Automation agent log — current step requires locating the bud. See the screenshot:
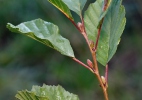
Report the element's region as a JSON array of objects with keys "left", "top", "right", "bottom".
[
  {"left": 101, "top": 76, "right": 106, "bottom": 85},
  {"left": 77, "top": 22, "right": 84, "bottom": 32},
  {"left": 87, "top": 59, "right": 93, "bottom": 68},
  {"left": 89, "top": 41, "right": 96, "bottom": 51}
]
